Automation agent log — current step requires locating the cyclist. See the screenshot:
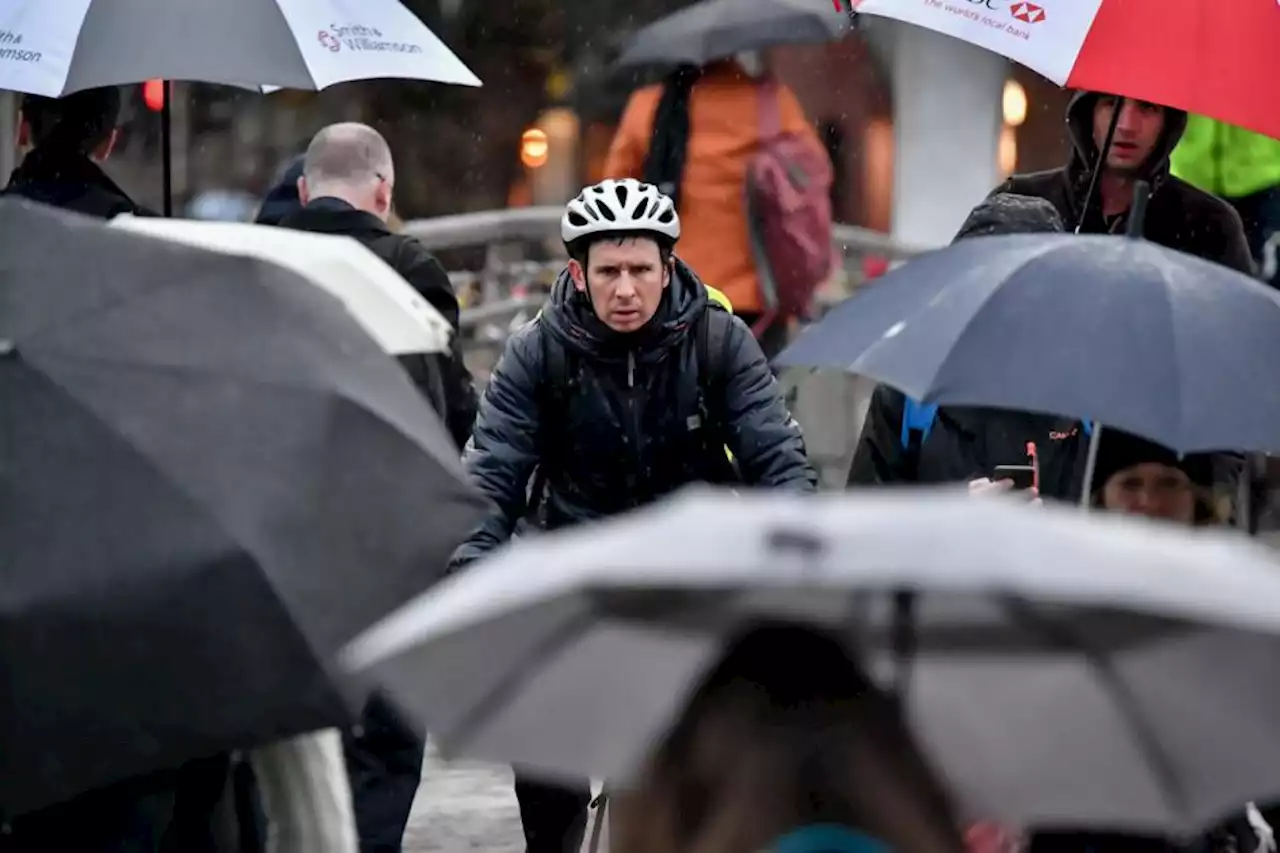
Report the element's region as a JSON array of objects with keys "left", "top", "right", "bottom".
[{"left": 449, "top": 177, "right": 816, "bottom": 853}]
